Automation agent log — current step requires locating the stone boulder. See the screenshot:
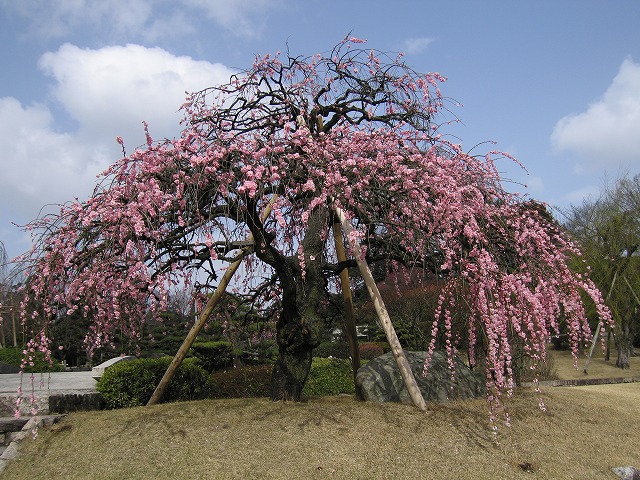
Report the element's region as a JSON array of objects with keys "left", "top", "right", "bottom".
[
  {"left": 612, "top": 466, "right": 640, "bottom": 480},
  {"left": 356, "top": 350, "right": 485, "bottom": 404}
]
